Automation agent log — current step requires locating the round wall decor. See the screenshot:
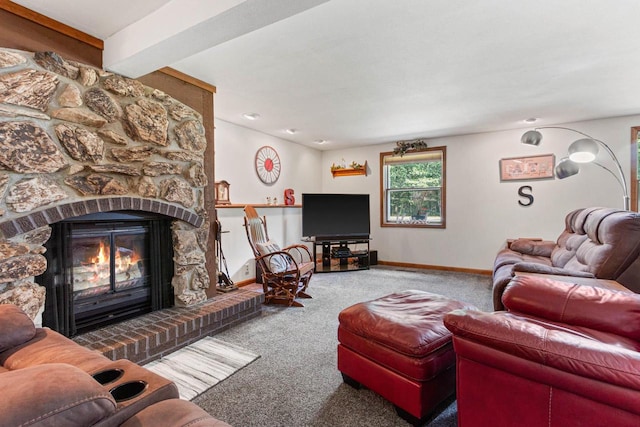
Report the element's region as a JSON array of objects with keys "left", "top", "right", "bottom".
[{"left": 255, "top": 145, "right": 281, "bottom": 184}]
